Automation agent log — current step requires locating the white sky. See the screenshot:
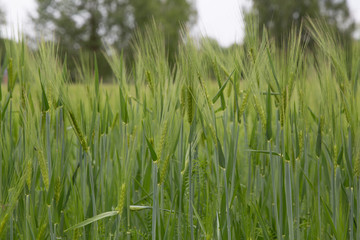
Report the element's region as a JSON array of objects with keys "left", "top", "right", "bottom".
[{"left": 1, "top": 0, "right": 360, "bottom": 47}]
